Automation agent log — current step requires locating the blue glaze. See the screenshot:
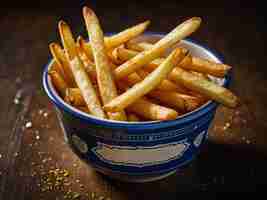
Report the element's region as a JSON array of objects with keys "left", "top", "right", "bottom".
[{"left": 43, "top": 33, "right": 230, "bottom": 182}]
